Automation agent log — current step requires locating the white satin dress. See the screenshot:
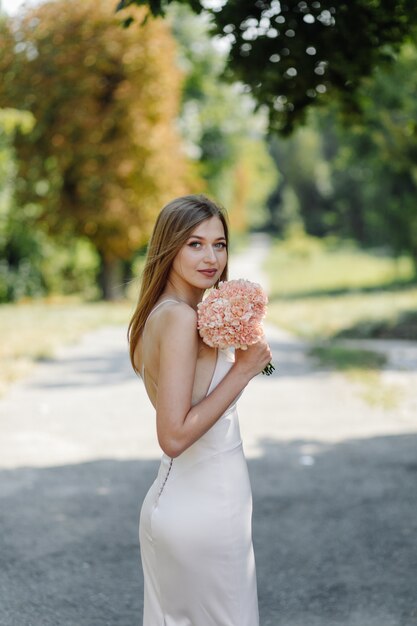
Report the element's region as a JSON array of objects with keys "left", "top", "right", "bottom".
[{"left": 138, "top": 299, "right": 259, "bottom": 626}]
